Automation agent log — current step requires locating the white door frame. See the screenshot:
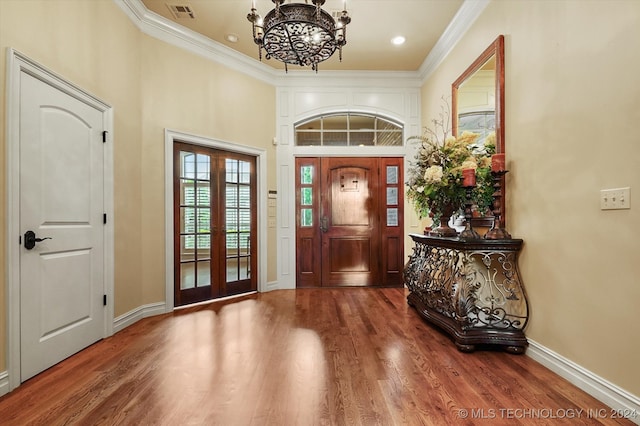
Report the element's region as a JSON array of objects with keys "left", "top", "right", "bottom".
[
  {"left": 5, "top": 49, "right": 114, "bottom": 392},
  {"left": 164, "top": 129, "right": 268, "bottom": 311}
]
